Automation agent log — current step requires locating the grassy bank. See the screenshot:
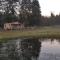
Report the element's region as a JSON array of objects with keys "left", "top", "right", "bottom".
[{"left": 0, "top": 27, "right": 60, "bottom": 42}]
